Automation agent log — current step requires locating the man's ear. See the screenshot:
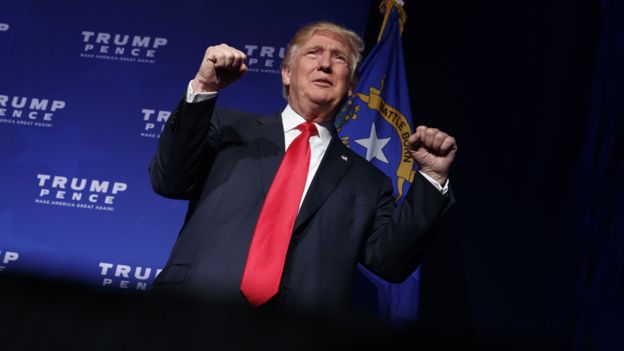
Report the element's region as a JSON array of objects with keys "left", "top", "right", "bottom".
[
  {"left": 348, "top": 77, "right": 358, "bottom": 96},
  {"left": 281, "top": 65, "right": 291, "bottom": 87},
  {"left": 347, "top": 84, "right": 355, "bottom": 97}
]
